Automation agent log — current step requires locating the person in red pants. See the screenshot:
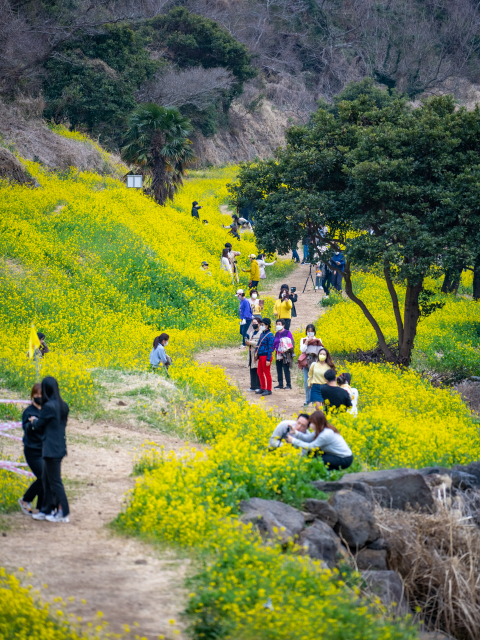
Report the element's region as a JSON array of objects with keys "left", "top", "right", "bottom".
[{"left": 254, "top": 317, "right": 275, "bottom": 397}]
